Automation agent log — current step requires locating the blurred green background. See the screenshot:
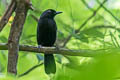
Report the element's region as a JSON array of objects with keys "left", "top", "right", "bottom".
[{"left": 0, "top": 0, "right": 120, "bottom": 80}]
